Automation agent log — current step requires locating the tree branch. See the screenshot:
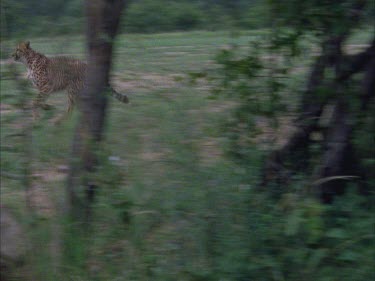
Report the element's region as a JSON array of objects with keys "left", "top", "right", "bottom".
[{"left": 338, "top": 39, "right": 375, "bottom": 81}]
